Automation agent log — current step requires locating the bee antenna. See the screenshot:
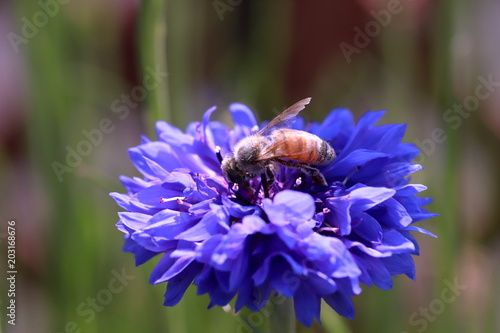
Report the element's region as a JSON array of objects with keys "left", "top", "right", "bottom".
[{"left": 215, "top": 146, "right": 223, "bottom": 163}]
